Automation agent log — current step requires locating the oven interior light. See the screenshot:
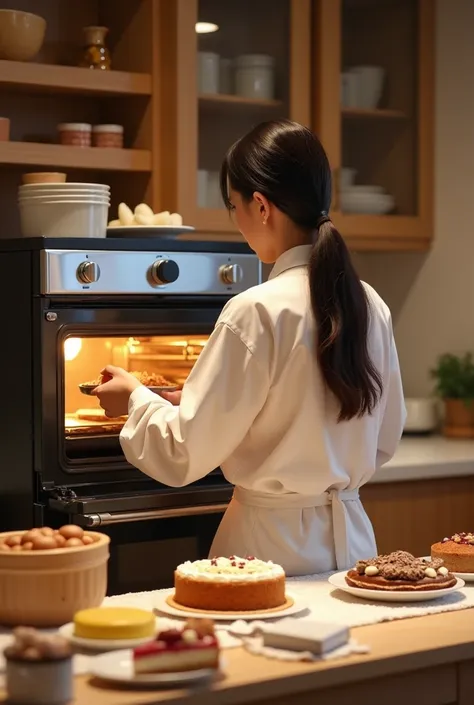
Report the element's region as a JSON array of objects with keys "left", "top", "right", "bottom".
[
  {"left": 196, "top": 21, "right": 219, "bottom": 33},
  {"left": 64, "top": 337, "right": 82, "bottom": 362}
]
